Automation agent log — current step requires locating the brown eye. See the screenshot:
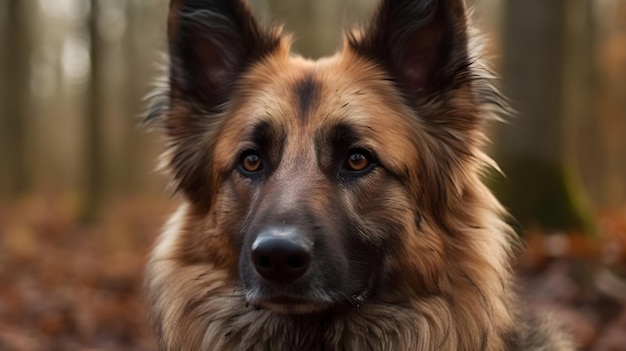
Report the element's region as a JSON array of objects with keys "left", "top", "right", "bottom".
[
  {"left": 346, "top": 151, "right": 371, "bottom": 172},
  {"left": 241, "top": 153, "right": 263, "bottom": 173}
]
